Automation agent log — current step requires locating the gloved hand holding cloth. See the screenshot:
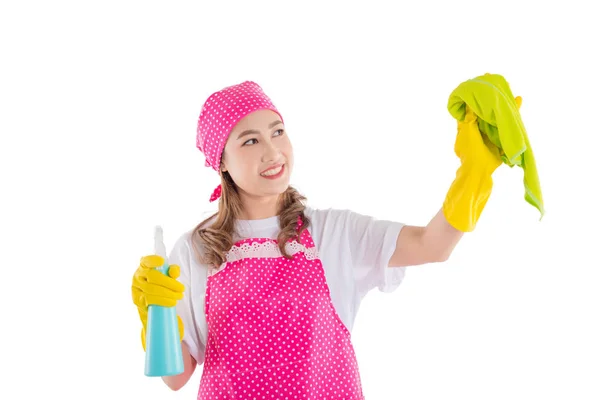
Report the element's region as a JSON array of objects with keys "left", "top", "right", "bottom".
[{"left": 443, "top": 73, "right": 544, "bottom": 232}]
